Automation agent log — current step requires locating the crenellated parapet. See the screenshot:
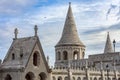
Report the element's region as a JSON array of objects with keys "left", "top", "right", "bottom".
[
  {"left": 55, "top": 59, "right": 94, "bottom": 69},
  {"left": 51, "top": 66, "right": 120, "bottom": 80}
]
